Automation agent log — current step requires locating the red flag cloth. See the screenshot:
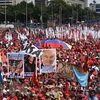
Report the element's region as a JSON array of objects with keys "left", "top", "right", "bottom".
[
  {"left": 1, "top": 51, "right": 7, "bottom": 63},
  {"left": 83, "top": 56, "right": 88, "bottom": 73},
  {"left": 31, "top": 72, "right": 40, "bottom": 88},
  {"left": 65, "top": 80, "right": 71, "bottom": 97}
]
